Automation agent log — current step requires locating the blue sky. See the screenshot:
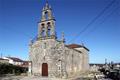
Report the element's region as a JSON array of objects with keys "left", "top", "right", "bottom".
[{"left": 0, "top": 0, "right": 120, "bottom": 63}]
